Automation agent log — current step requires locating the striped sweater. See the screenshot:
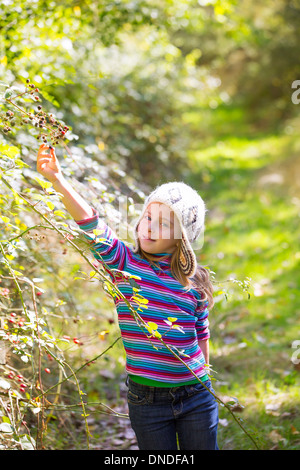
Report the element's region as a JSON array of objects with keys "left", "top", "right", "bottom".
[{"left": 75, "top": 208, "right": 210, "bottom": 385}]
